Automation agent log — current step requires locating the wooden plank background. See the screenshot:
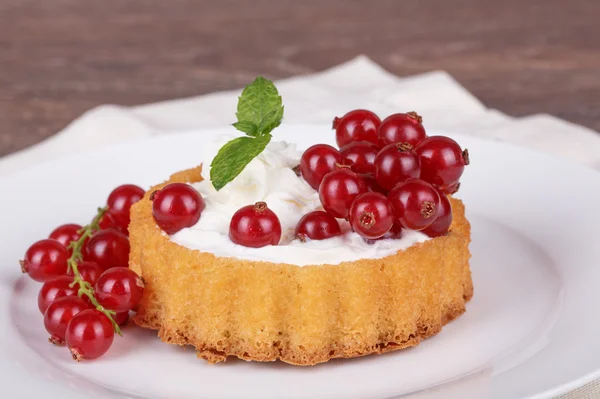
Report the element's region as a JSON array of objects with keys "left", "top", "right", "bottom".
[{"left": 1, "top": 0, "right": 599, "bottom": 157}]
